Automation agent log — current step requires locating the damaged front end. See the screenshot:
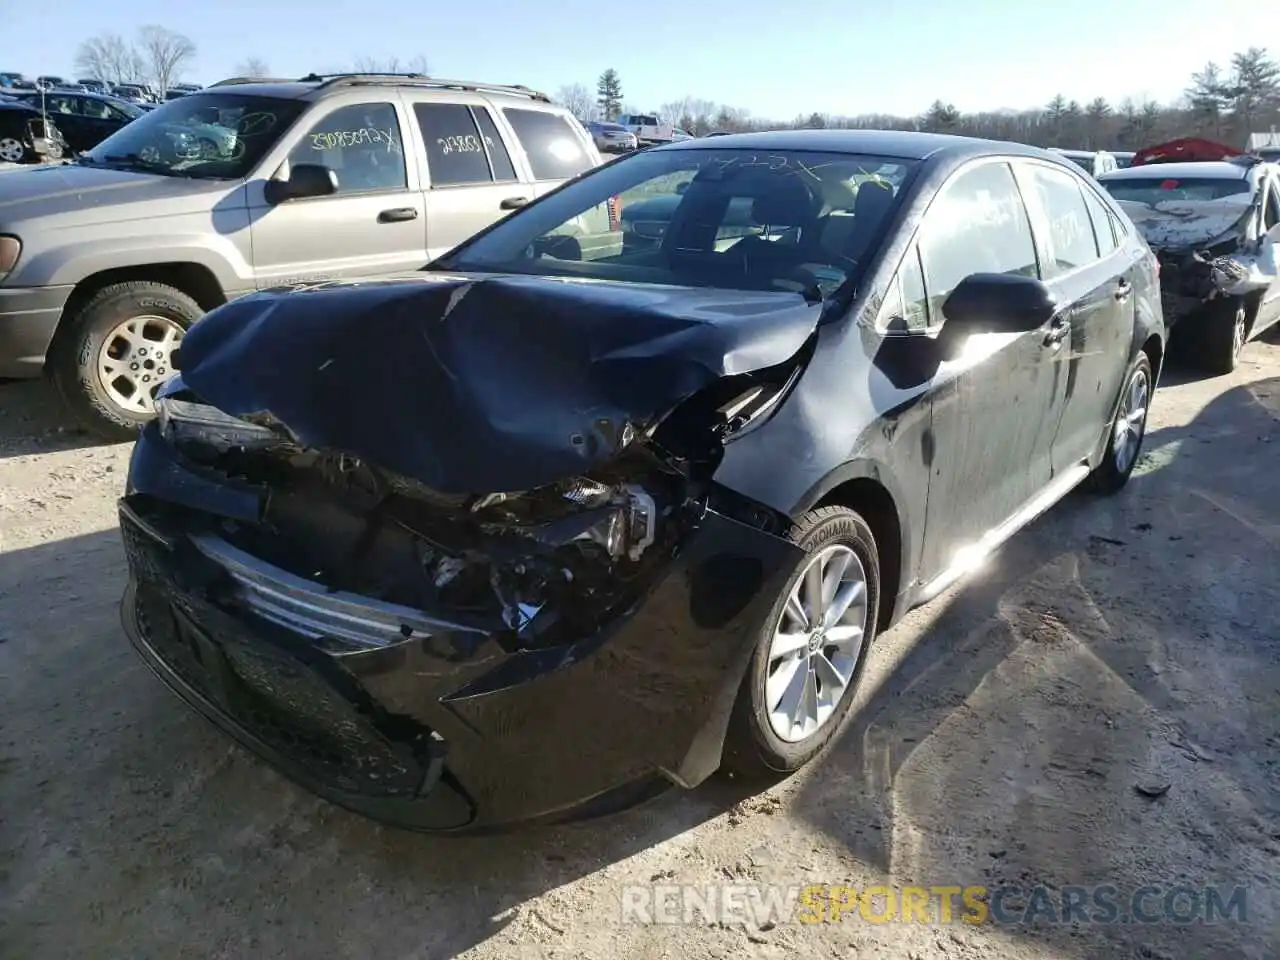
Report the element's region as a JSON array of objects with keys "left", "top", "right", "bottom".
[
  {"left": 120, "top": 274, "right": 817, "bottom": 830},
  {"left": 1117, "top": 197, "right": 1278, "bottom": 326}
]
